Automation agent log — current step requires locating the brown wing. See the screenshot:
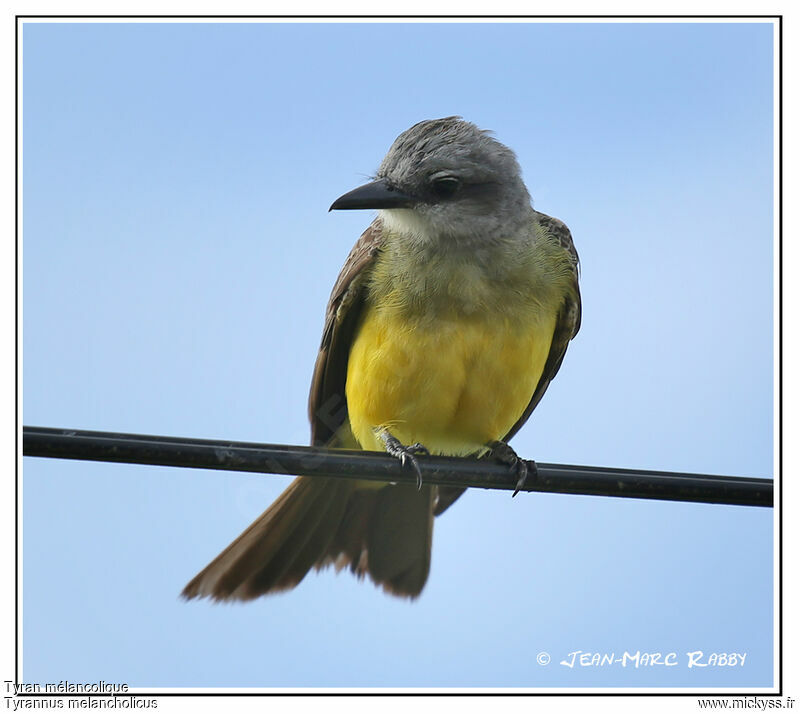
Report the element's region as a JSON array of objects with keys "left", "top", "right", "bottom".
[
  {"left": 502, "top": 210, "right": 581, "bottom": 443},
  {"left": 308, "top": 219, "right": 385, "bottom": 446},
  {"left": 434, "top": 211, "right": 581, "bottom": 516}
]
